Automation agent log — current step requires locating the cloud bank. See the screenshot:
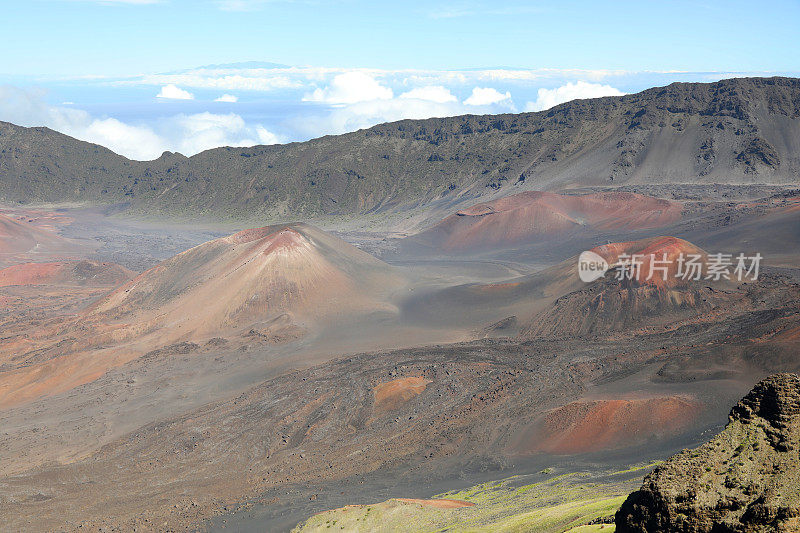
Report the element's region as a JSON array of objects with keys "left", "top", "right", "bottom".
[
  {"left": 121, "top": 65, "right": 633, "bottom": 95},
  {"left": 0, "top": 86, "right": 281, "bottom": 160},
  {"left": 2, "top": 64, "right": 697, "bottom": 158},
  {"left": 464, "top": 87, "right": 513, "bottom": 106},
  {"left": 303, "top": 72, "right": 394, "bottom": 104},
  {"left": 290, "top": 73, "right": 518, "bottom": 137},
  {"left": 526, "top": 81, "right": 626, "bottom": 112}
]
